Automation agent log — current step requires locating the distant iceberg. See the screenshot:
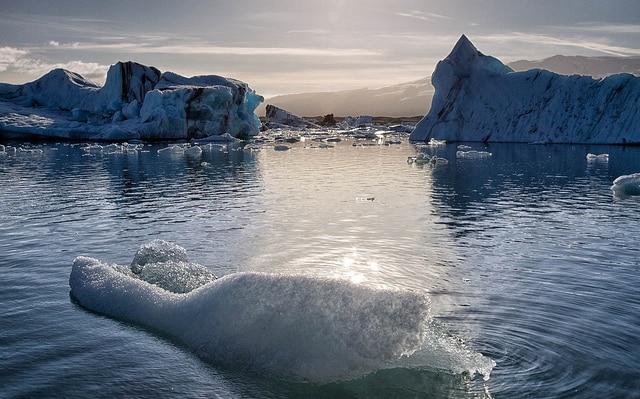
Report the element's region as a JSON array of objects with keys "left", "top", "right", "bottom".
[
  {"left": 410, "top": 35, "right": 640, "bottom": 144},
  {"left": 0, "top": 61, "right": 263, "bottom": 141},
  {"left": 264, "top": 104, "right": 320, "bottom": 129}
]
